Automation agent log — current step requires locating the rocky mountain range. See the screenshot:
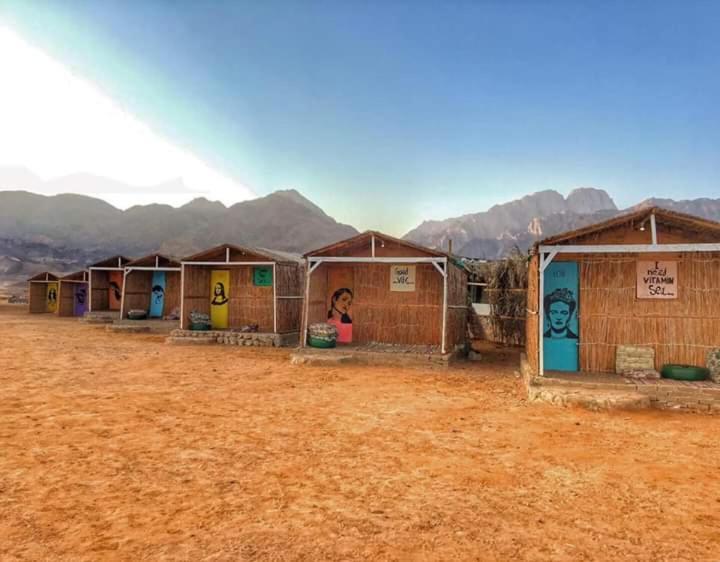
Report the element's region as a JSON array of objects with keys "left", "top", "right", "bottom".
[
  {"left": 0, "top": 188, "right": 357, "bottom": 288},
  {"left": 403, "top": 188, "right": 720, "bottom": 258},
  {"left": 3, "top": 174, "right": 720, "bottom": 290}
]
